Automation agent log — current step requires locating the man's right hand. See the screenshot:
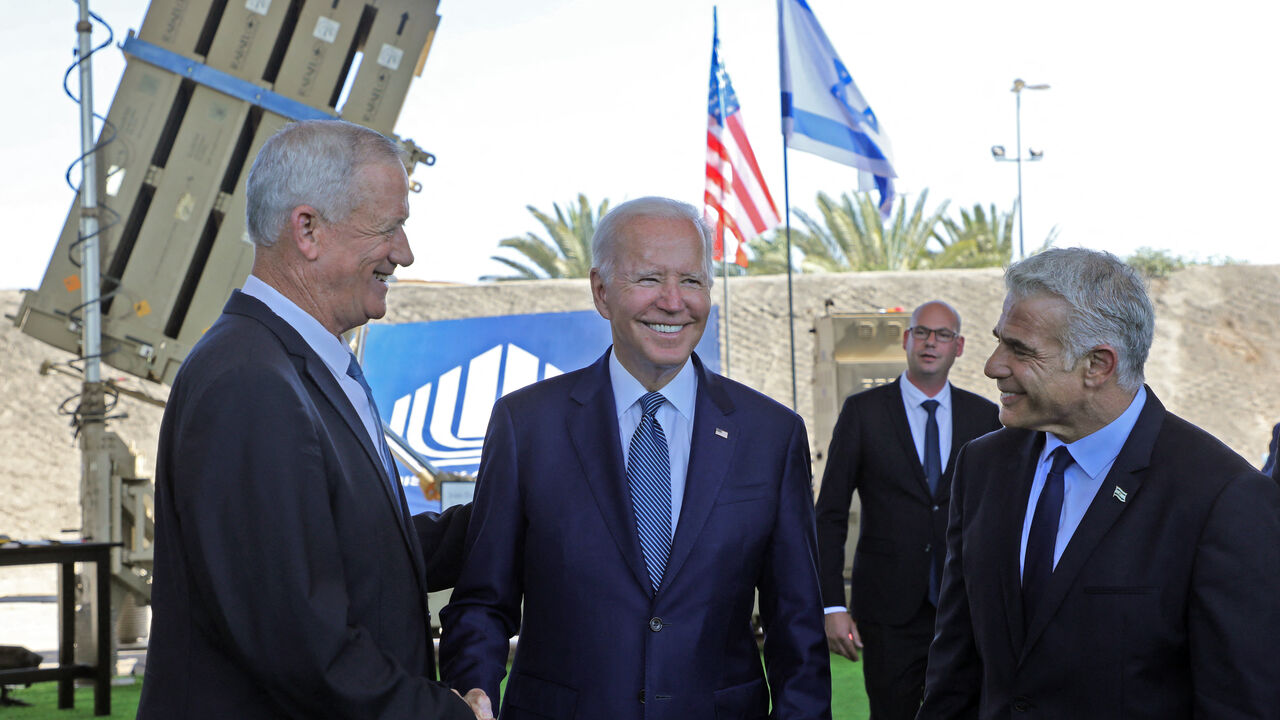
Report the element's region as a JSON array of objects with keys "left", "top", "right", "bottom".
[
  {"left": 450, "top": 688, "right": 494, "bottom": 719},
  {"left": 825, "top": 610, "right": 863, "bottom": 661}
]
